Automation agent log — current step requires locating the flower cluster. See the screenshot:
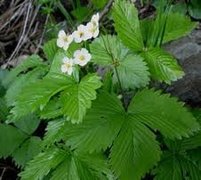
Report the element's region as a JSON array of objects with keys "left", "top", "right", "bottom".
[
  {"left": 61, "top": 48, "right": 91, "bottom": 75},
  {"left": 56, "top": 13, "right": 99, "bottom": 76}
]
